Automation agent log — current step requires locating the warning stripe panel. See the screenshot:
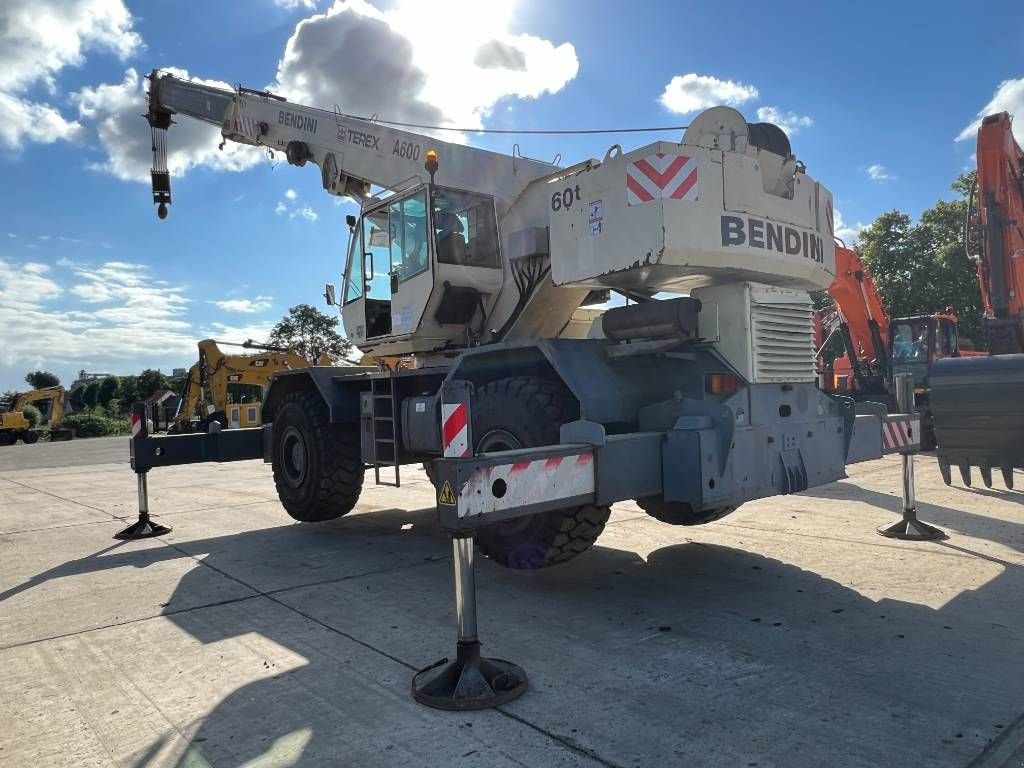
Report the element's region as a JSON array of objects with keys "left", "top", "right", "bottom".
[
  {"left": 441, "top": 403, "right": 469, "bottom": 458},
  {"left": 882, "top": 416, "right": 919, "bottom": 452},
  {"left": 626, "top": 153, "right": 699, "bottom": 206},
  {"left": 458, "top": 452, "right": 595, "bottom": 518}
]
